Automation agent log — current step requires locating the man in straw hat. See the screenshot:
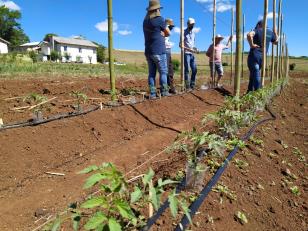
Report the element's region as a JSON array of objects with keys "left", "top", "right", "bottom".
[
  {"left": 143, "top": 0, "right": 171, "bottom": 99},
  {"left": 247, "top": 20, "right": 278, "bottom": 92},
  {"left": 182, "top": 17, "right": 199, "bottom": 91},
  {"left": 205, "top": 34, "right": 232, "bottom": 88},
  {"left": 164, "top": 18, "right": 176, "bottom": 94}
]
